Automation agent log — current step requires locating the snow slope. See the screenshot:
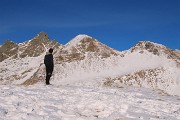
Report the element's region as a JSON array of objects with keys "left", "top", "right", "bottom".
[
  {"left": 0, "top": 85, "right": 179, "bottom": 120},
  {"left": 0, "top": 54, "right": 44, "bottom": 85}
]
